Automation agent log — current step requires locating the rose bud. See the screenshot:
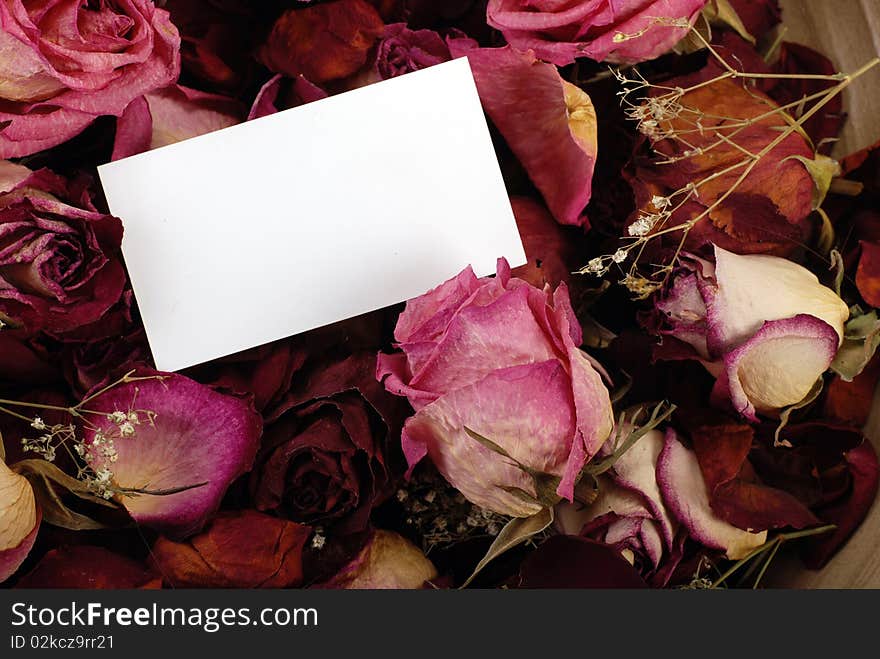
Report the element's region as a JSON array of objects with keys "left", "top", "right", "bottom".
[
  {"left": 257, "top": 0, "right": 384, "bottom": 84},
  {"left": 0, "top": 161, "right": 127, "bottom": 337},
  {"left": 556, "top": 429, "right": 680, "bottom": 584},
  {"left": 252, "top": 353, "right": 405, "bottom": 534},
  {"left": 0, "top": 0, "right": 180, "bottom": 158},
  {"left": 654, "top": 245, "right": 850, "bottom": 420},
  {"left": 316, "top": 530, "right": 438, "bottom": 589},
  {"left": 81, "top": 374, "right": 262, "bottom": 539},
  {"left": 0, "top": 459, "right": 40, "bottom": 583},
  {"left": 378, "top": 259, "right": 614, "bottom": 517},
  {"left": 375, "top": 23, "right": 451, "bottom": 79},
  {"left": 486, "top": 0, "right": 708, "bottom": 66}
]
